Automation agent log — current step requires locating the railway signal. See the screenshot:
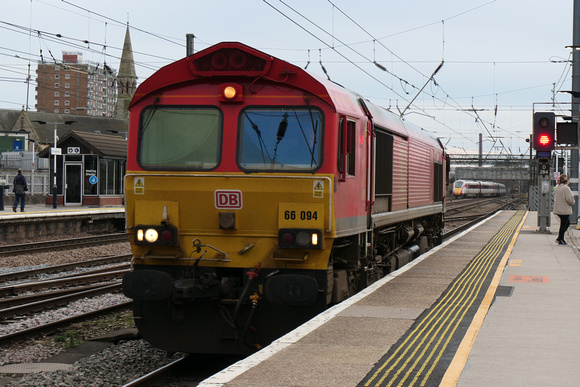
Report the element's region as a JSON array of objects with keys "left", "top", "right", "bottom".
[{"left": 533, "top": 112, "right": 555, "bottom": 152}]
